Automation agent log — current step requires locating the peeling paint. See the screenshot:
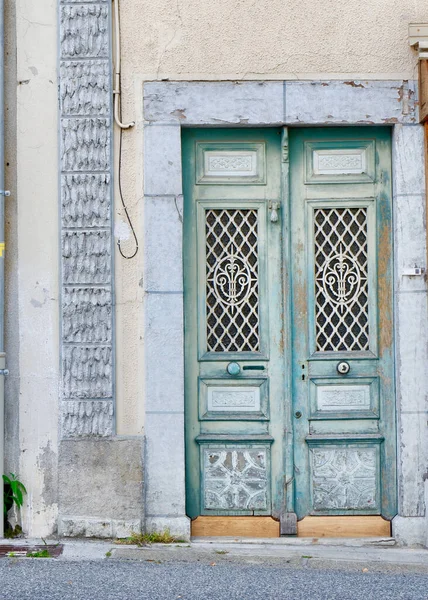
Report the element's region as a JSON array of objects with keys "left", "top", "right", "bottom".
[
  {"left": 343, "top": 81, "right": 365, "bottom": 88},
  {"left": 170, "top": 108, "right": 186, "bottom": 119},
  {"left": 378, "top": 193, "right": 393, "bottom": 354}
]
